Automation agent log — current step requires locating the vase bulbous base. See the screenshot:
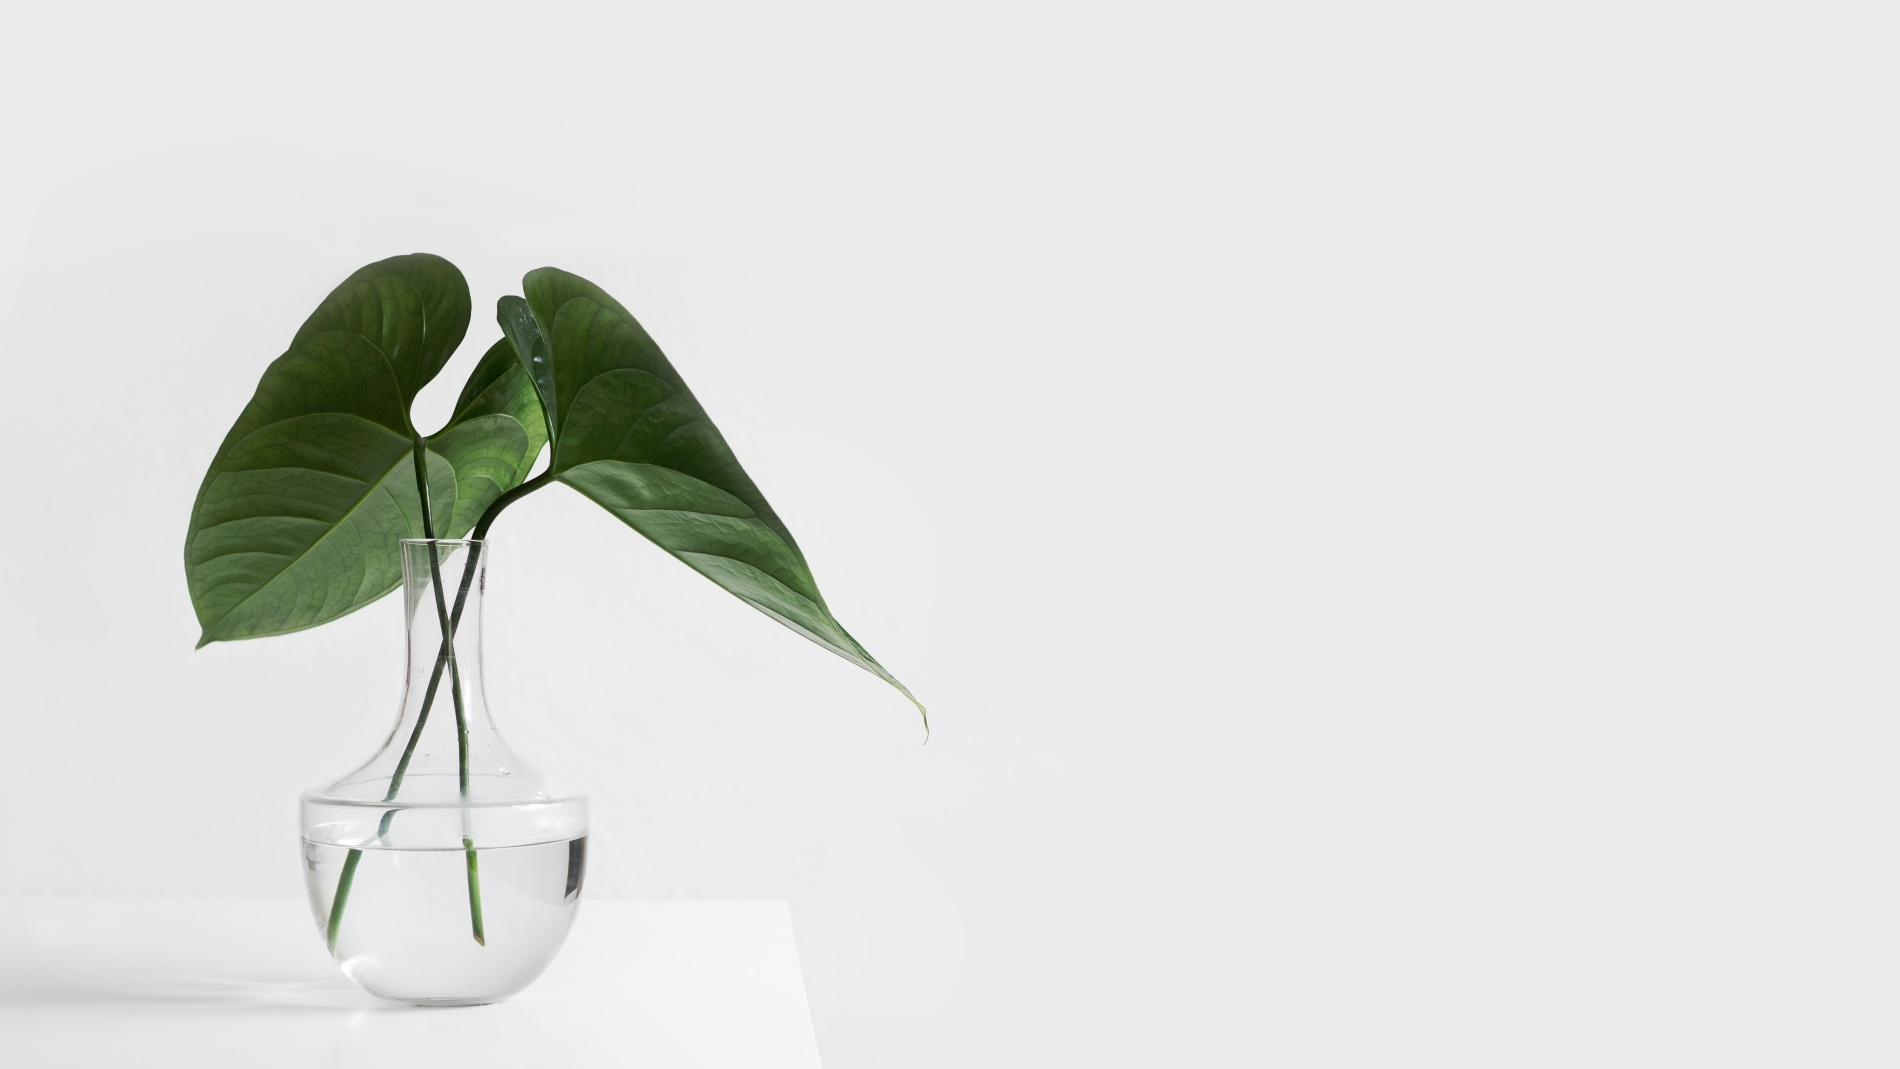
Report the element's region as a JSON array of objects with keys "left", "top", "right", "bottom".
[
  {"left": 298, "top": 539, "right": 589, "bottom": 1006},
  {"left": 302, "top": 832, "right": 587, "bottom": 1005}
]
